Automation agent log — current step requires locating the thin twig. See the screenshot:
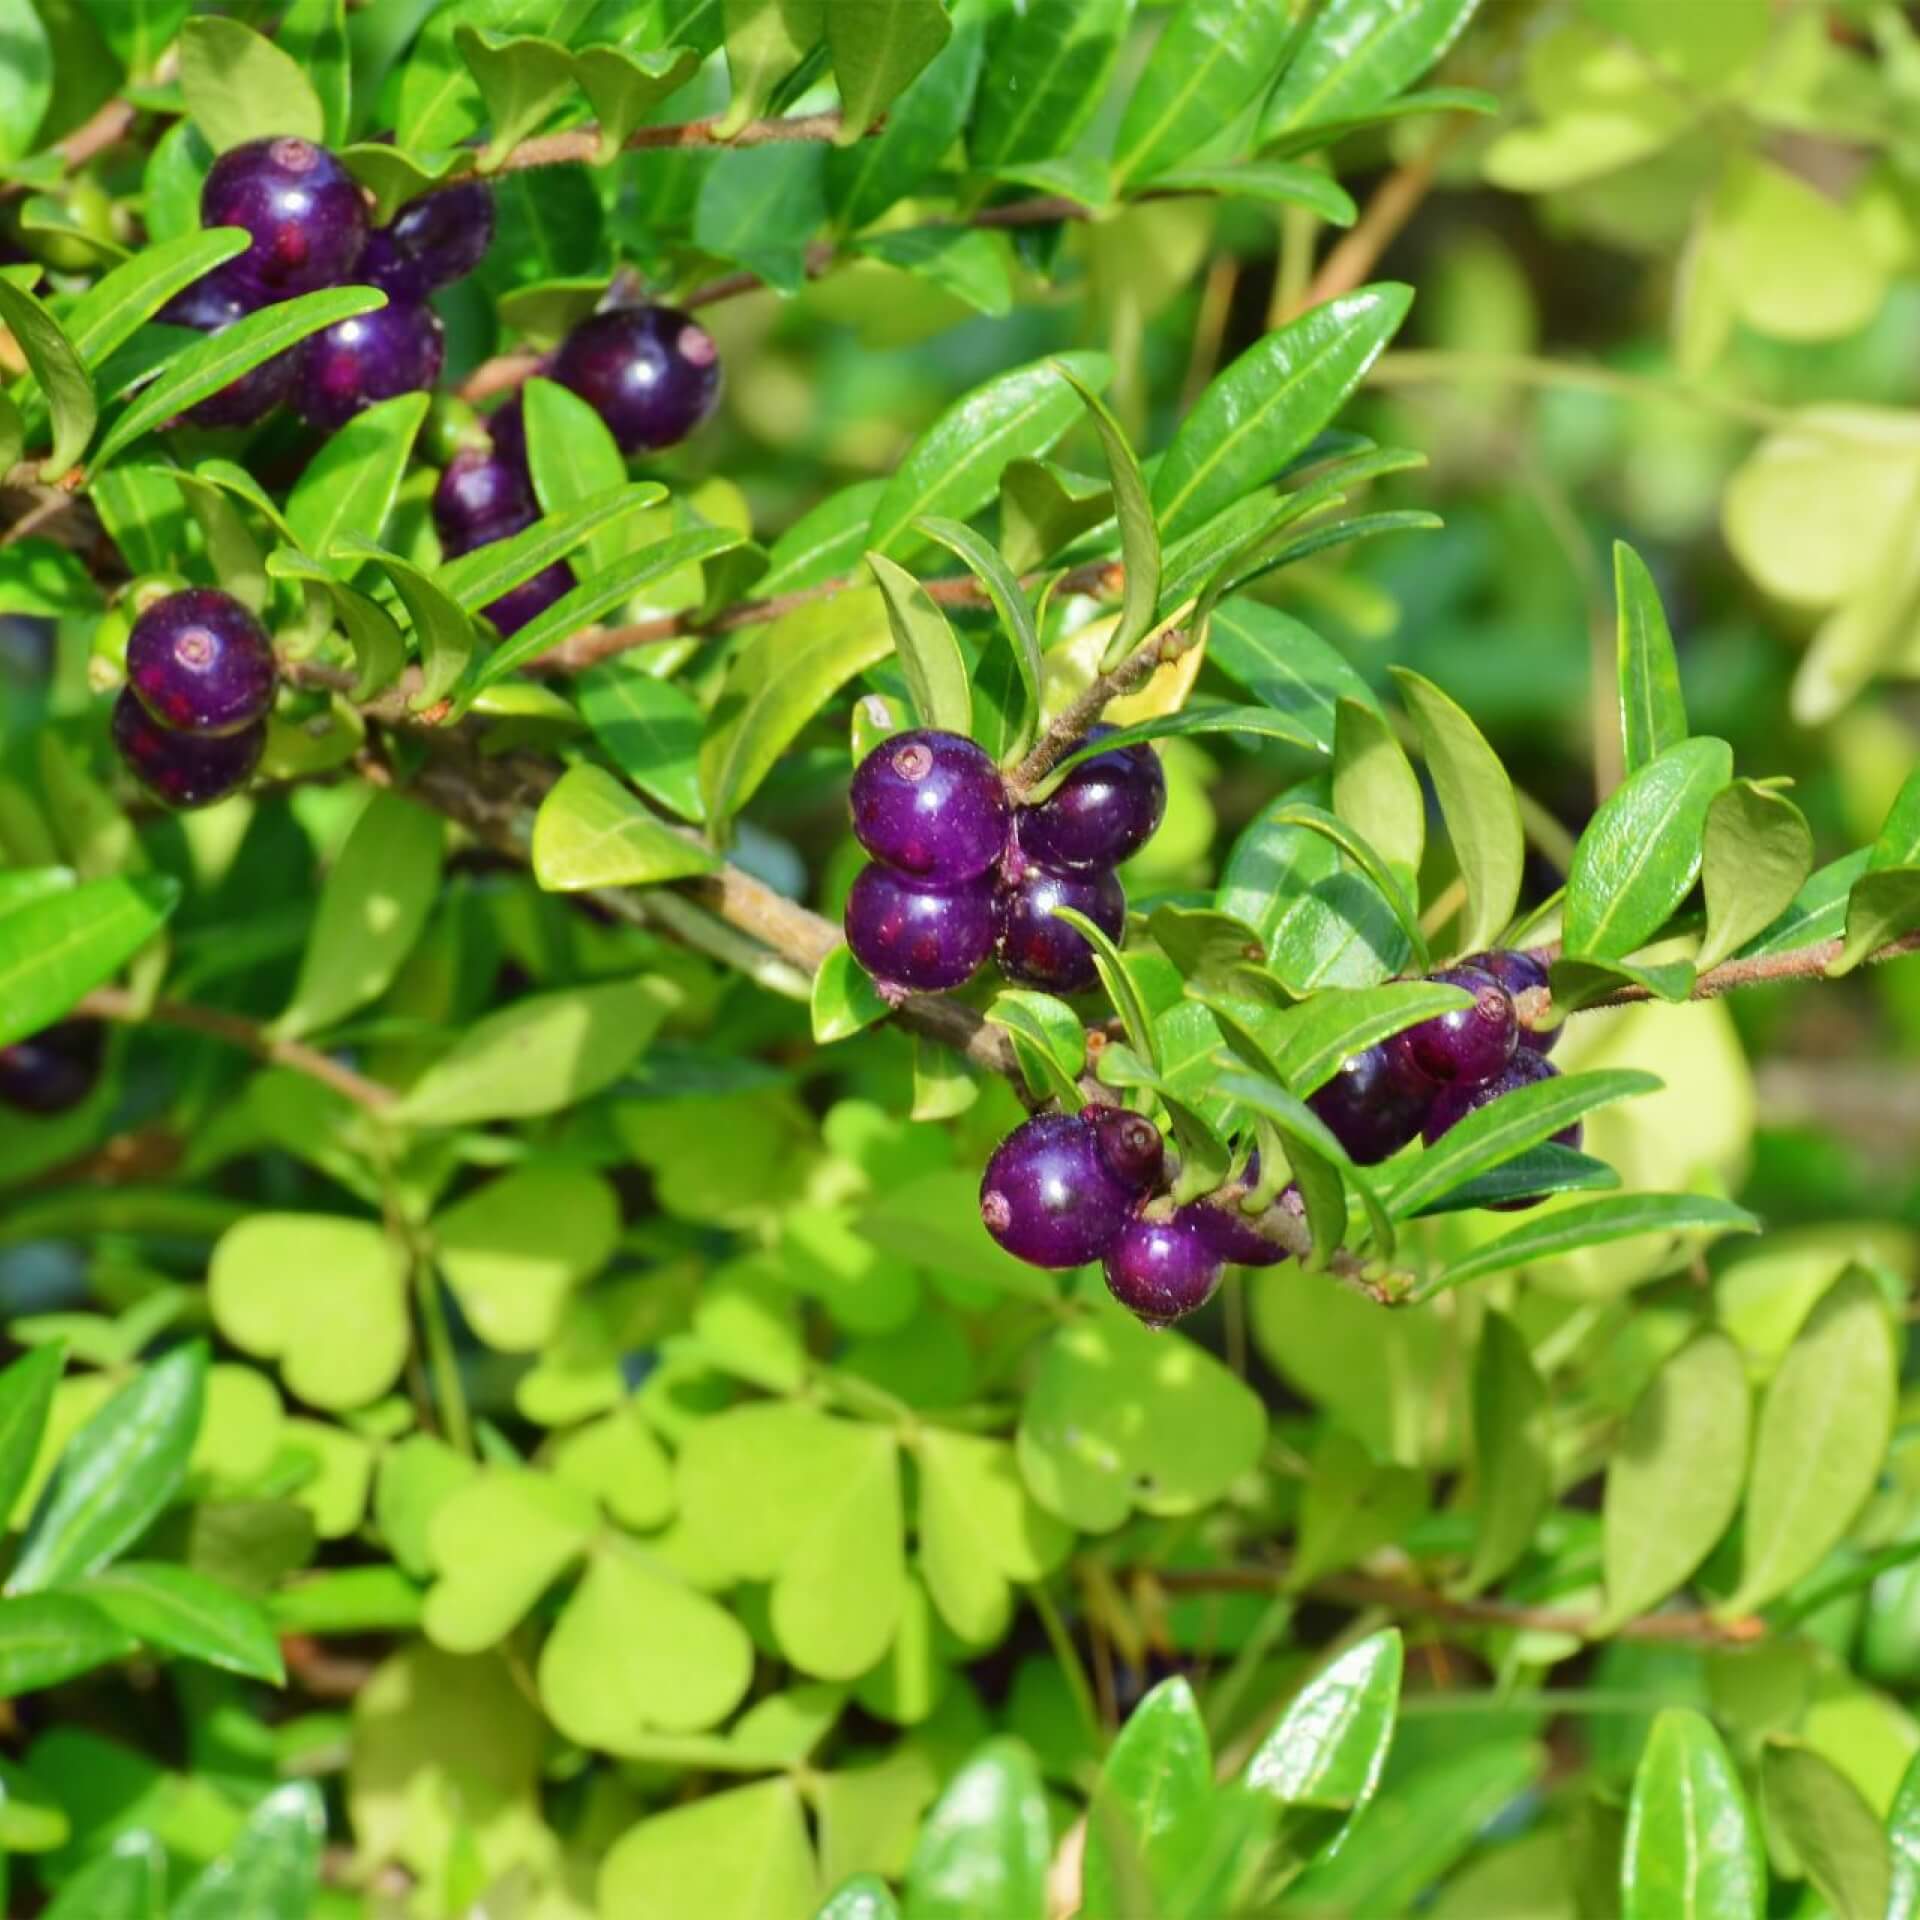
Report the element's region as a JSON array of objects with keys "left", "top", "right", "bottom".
[
  {"left": 75, "top": 987, "right": 395, "bottom": 1111},
  {"left": 1007, "top": 622, "right": 1193, "bottom": 796},
  {"left": 492, "top": 107, "right": 854, "bottom": 176}
]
